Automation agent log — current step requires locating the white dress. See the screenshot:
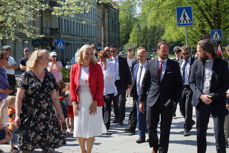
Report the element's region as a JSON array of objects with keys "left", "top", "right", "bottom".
[{"left": 73, "top": 66, "right": 104, "bottom": 138}]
